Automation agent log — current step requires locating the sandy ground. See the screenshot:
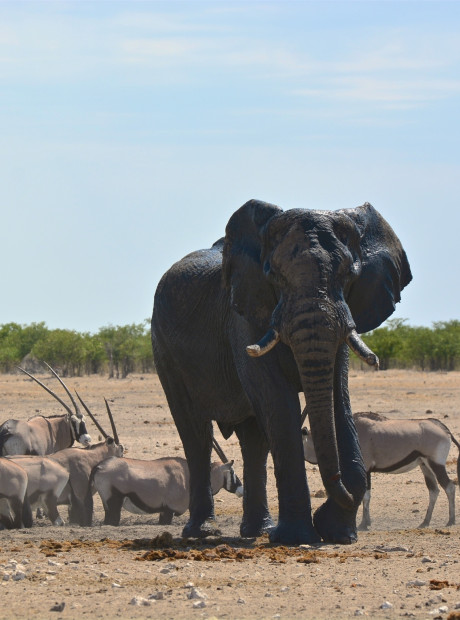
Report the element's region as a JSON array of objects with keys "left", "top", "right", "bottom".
[{"left": 0, "top": 369, "right": 459, "bottom": 619}]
